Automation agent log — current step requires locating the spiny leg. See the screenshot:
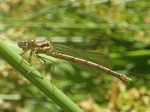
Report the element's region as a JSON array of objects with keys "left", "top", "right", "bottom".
[
  {"left": 28, "top": 49, "right": 33, "bottom": 63},
  {"left": 37, "top": 55, "right": 55, "bottom": 75},
  {"left": 36, "top": 55, "right": 55, "bottom": 82},
  {"left": 19, "top": 49, "right": 31, "bottom": 66},
  {"left": 36, "top": 55, "right": 47, "bottom": 71},
  {"left": 26, "top": 53, "right": 46, "bottom": 78},
  {"left": 36, "top": 55, "right": 56, "bottom": 91}
]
